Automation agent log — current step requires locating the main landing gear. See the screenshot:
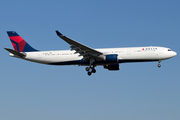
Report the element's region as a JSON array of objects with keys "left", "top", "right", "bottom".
[
  {"left": 158, "top": 60, "right": 161, "bottom": 68},
  {"left": 86, "top": 58, "right": 96, "bottom": 76},
  {"left": 86, "top": 65, "right": 96, "bottom": 76}
]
